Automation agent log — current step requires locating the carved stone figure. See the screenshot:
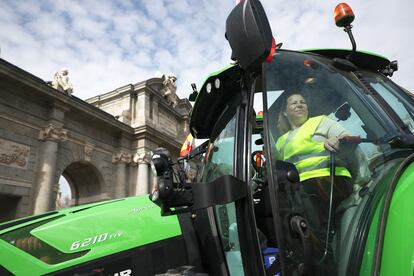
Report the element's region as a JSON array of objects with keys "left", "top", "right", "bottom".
[
  {"left": 38, "top": 124, "right": 68, "bottom": 142},
  {"left": 161, "top": 73, "right": 178, "bottom": 107},
  {"left": 52, "top": 69, "right": 73, "bottom": 95},
  {"left": 133, "top": 150, "right": 152, "bottom": 165},
  {"left": 112, "top": 152, "right": 132, "bottom": 164},
  {"left": 84, "top": 143, "right": 95, "bottom": 161},
  {"left": 0, "top": 138, "right": 30, "bottom": 169}
]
